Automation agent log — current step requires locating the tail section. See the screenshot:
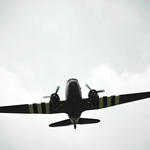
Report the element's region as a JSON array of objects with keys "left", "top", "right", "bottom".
[
  {"left": 49, "top": 119, "right": 71, "bottom": 127},
  {"left": 49, "top": 118, "right": 100, "bottom": 129},
  {"left": 78, "top": 118, "right": 100, "bottom": 124}
]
